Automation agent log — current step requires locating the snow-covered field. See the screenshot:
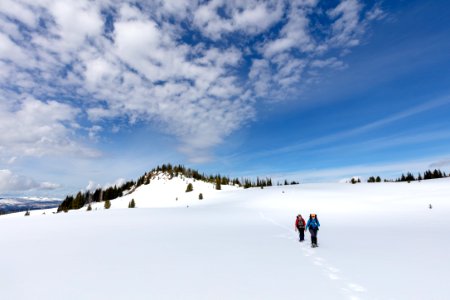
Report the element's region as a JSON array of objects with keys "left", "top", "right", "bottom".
[{"left": 1, "top": 175, "right": 449, "bottom": 299}]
